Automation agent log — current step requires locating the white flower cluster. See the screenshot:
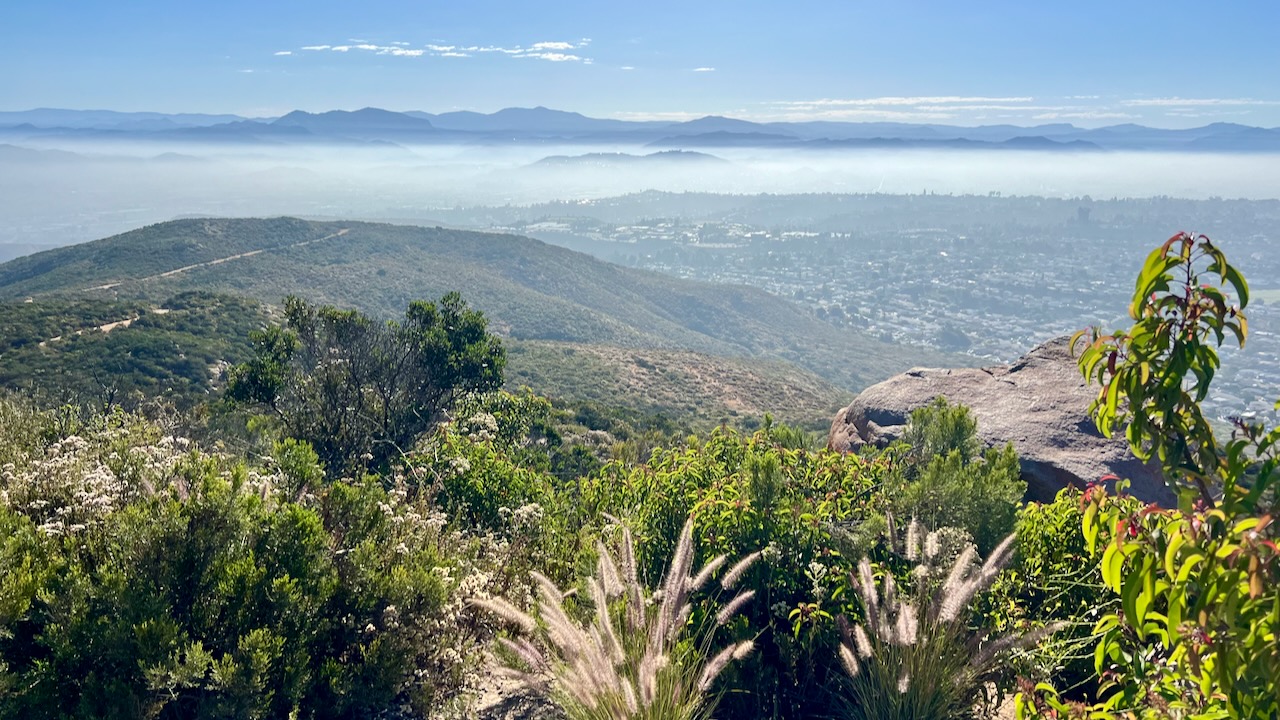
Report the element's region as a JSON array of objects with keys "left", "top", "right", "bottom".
[
  {"left": 447, "top": 456, "right": 471, "bottom": 476},
  {"left": 806, "top": 560, "right": 830, "bottom": 602},
  {"left": 497, "top": 502, "right": 544, "bottom": 534},
  {"left": 463, "top": 412, "right": 498, "bottom": 443},
  {"left": 2, "top": 431, "right": 183, "bottom": 537}
]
